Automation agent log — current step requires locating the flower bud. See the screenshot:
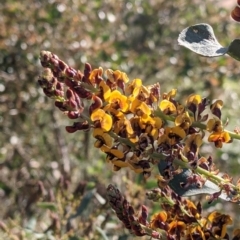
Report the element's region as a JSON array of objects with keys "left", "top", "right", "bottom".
[
  {"left": 68, "top": 110, "right": 81, "bottom": 119},
  {"left": 65, "top": 67, "right": 77, "bottom": 78},
  {"left": 89, "top": 95, "right": 103, "bottom": 114},
  {"left": 83, "top": 62, "right": 92, "bottom": 80},
  {"left": 74, "top": 85, "right": 93, "bottom": 99},
  {"left": 66, "top": 121, "right": 90, "bottom": 133},
  {"left": 55, "top": 101, "right": 68, "bottom": 111},
  {"left": 58, "top": 59, "right": 68, "bottom": 71}
]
